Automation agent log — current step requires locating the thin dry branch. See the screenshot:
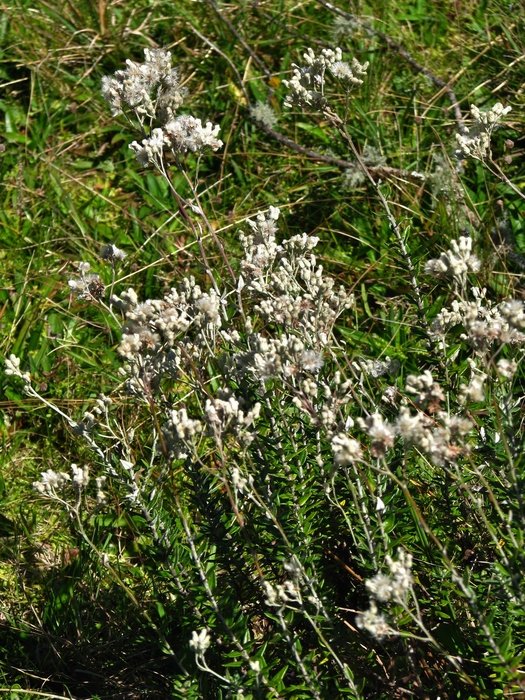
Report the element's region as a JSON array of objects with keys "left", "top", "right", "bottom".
[
  {"left": 203, "top": 3, "right": 425, "bottom": 182},
  {"left": 254, "top": 120, "right": 426, "bottom": 182}
]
